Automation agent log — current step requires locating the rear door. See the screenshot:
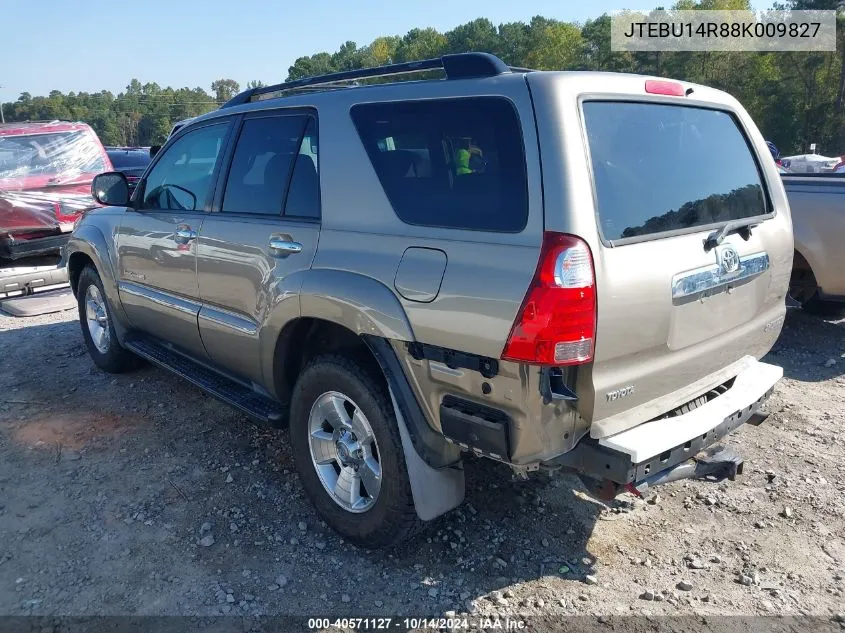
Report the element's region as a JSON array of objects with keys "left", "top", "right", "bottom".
[
  {"left": 575, "top": 97, "right": 789, "bottom": 433},
  {"left": 196, "top": 111, "right": 321, "bottom": 385}
]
